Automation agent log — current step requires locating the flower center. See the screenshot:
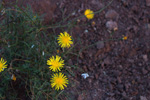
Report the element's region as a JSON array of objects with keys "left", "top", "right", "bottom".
[
  {"left": 62, "top": 36, "right": 69, "bottom": 44},
  {"left": 52, "top": 61, "right": 59, "bottom": 68},
  {"left": 55, "top": 78, "right": 63, "bottom": 85}
]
